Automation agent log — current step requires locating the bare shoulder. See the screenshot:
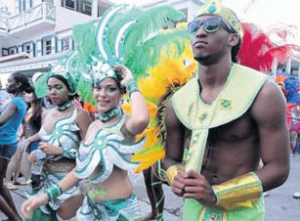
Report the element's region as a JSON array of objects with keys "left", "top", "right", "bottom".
[
  {"left": 87, "top": 120, "right": 98, "bottom": 131},
  {"left": 250, "top": 79, "right": 286, "bottom": 127},
  {"left": 41, "top": 108, "right": 49, "bottom": 118},
  {"left": 42, "top": 107, "right": 55, "bottom": 121},
  {"left": 76, "top": 108, "right": 91, "bottom": 120},
  {"left": 165, "top": 100, "right": 180, "bottom": 127}
]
